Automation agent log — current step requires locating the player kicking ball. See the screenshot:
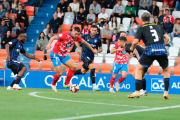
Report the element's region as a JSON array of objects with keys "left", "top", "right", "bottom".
[
  {"left": 109, "top": 36, "right": 128, "bottom": 93},
  {"left": 128, "top": 12, "right": 170, "bottom": 100},
  {"left": 6, "top": 30, "right": 40, "bottom": 90},
  {"left": 74, "top": 25, "right": 102, "bottom": 91},
  {"left": 46, "top": 27, "right": 98, "bottom": 92}
]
